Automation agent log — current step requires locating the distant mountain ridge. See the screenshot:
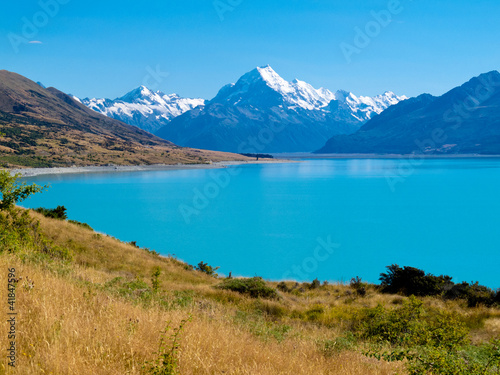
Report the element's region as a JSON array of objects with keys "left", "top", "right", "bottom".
[
  {"left": 155, "top": 66, "right": 407, "bottom": 153},
  {"left": 80, "top": 86, "right": 204, "bottom": 133},
  {"left": 316, "top": 71, "right": 500, "bottom": 155}
]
